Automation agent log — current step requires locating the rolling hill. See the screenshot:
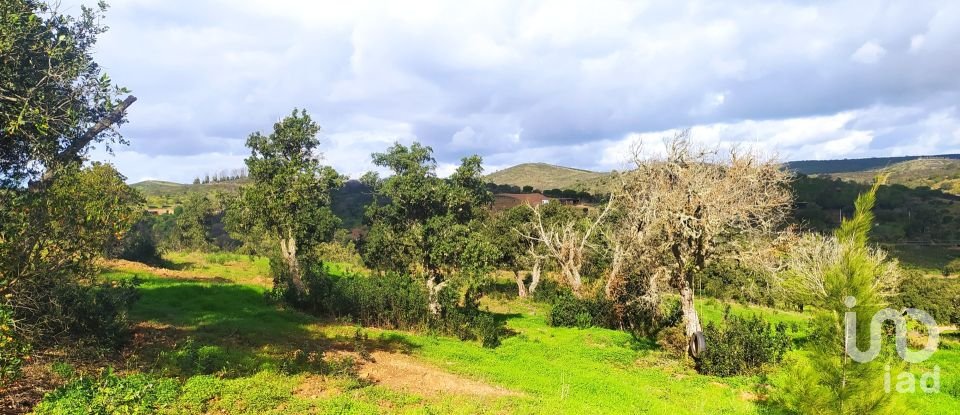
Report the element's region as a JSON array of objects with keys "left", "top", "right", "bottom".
[
  {"left": 484, "top": 163, "right": 613, "bottom": 193},
  {"left": 784, "top": 154, "right": 960, "bottom": 175},
  {"left": 823, "top": 157, "right": 960, "bottom": 195}
]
